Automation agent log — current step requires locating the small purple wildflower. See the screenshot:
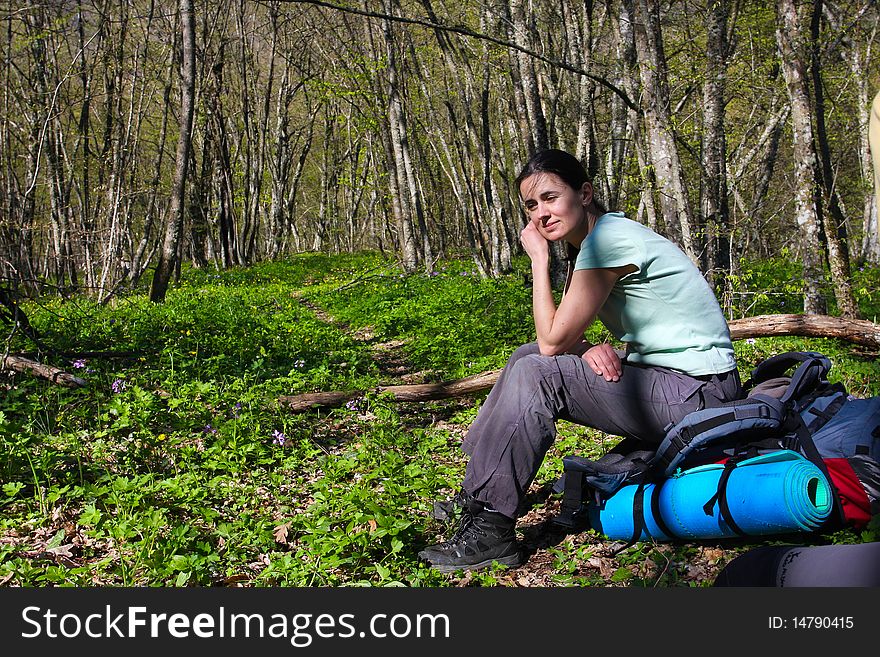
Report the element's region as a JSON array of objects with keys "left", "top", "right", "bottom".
[
  {"left": 203, "top": 424, "right": 218, "bottom": 435},
  {"left": 111, "top": 378, "right": 126, "bottom": 393},
  {"left": 72, "top": 359, "right": 86, "bottom": 369},
  {"left": 272, "top": 429, "right": 286, "bottom": 446}
]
